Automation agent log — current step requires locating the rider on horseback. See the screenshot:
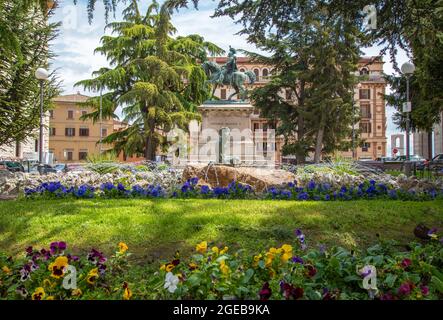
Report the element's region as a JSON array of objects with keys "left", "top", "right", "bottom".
[{"left": 218, "top": 46, "right": 238, "bottom": 84}]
